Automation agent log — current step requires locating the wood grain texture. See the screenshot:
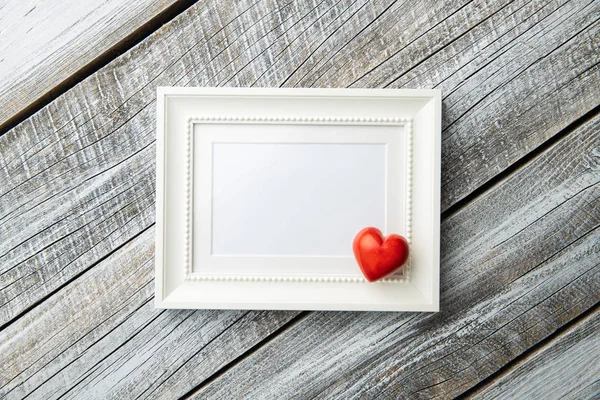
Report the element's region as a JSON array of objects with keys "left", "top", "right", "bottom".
[
  {"left": 2, "top": 0, "right": 598, "bottom": 327},
  {"left": 0, "top": 226, "right": 299, "bottom": 399},
  {"left": 0, "top": 0, "right": 179, "bottom": 130},
  {"left": 471, "top": 308, "right": 600, "bottom": 400},
  {"left": 191, "top": 114, "right": 600, "bottom": 399},
  {"left": 268, "top": 0, "right": 600, "bottom": 210},
  {"left": 0, "top": 0, "right": 599, "bottom": 397}
]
